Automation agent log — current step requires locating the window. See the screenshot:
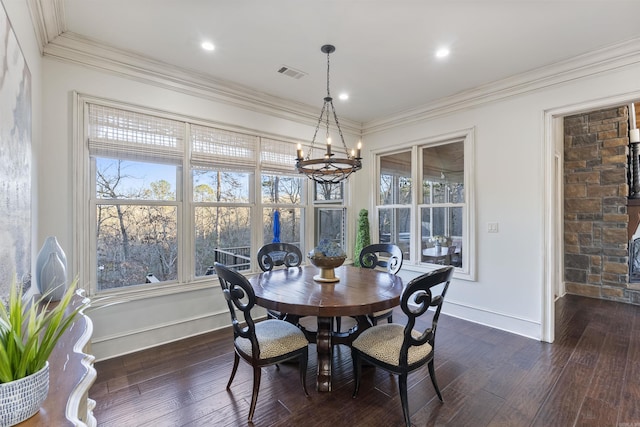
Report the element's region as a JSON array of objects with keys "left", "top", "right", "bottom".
[
  {"left": 420, "top": 142, "right": 465, "bottom": 268},
  {"left": 95, "top": 159, "right": 180, "bottom": 289},
  {"left": 191, "top": 125, "right": 257, "bottom": 276},
  {"left": 378, "top": 151, "right": 412, "bottom": 258},
  {"left": 314, "top": 182, "right": 346, "bottom": 250},
  {"left": 261, "top": 175, "right": 304, "bottom": 247},
  {"left": 193, "top": 169, "right": 253, "bottom": 275},
  {"left": 315, "top": 207, "right": 345, "bottom": 247},
  {"left": 375, "top": 136, "right": 473, "bottom": 278},
  {"left": 81, "top": 99, "right": 308, "bottom": 294},
  {"left": 261, "top": 138, "right": 305, "bottom": 251}
]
